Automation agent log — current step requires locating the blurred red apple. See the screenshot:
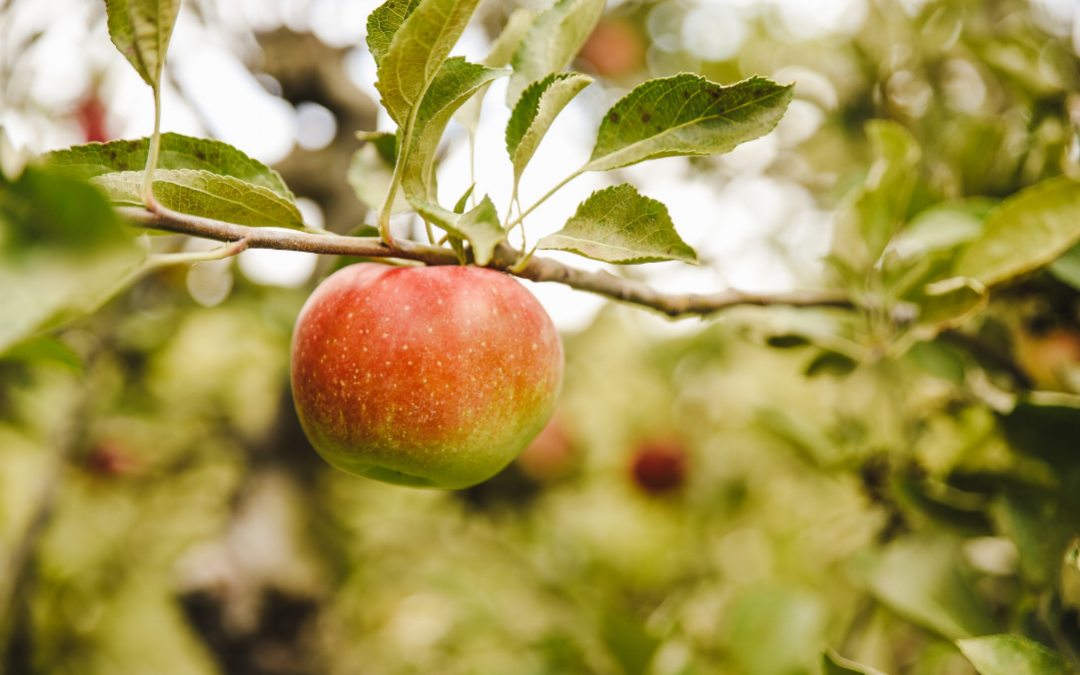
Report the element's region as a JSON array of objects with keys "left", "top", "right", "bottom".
[
  {"left": 579, "top": 19, "right": 645, "bottom": 79},
  {"left": 631, "top": 439, "right": 688, "bottom": 495},
  {"left": 291, "top": 263, "right": 563, "bottom": 489}
]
